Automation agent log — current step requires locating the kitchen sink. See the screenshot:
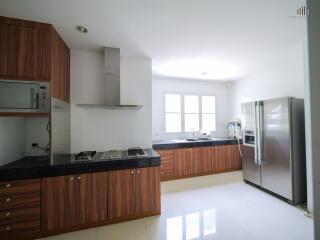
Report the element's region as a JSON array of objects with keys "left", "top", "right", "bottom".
[{"left": 185, "top": 138, "right": 198, "bottom": 141}]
